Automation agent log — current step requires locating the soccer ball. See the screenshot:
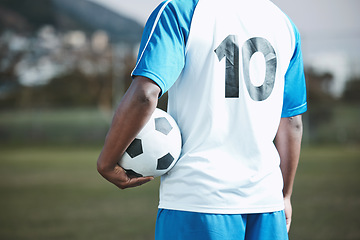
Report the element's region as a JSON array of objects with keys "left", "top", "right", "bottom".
[{"left": 118, "top": 108, "right": 182, "bottom": 177}]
